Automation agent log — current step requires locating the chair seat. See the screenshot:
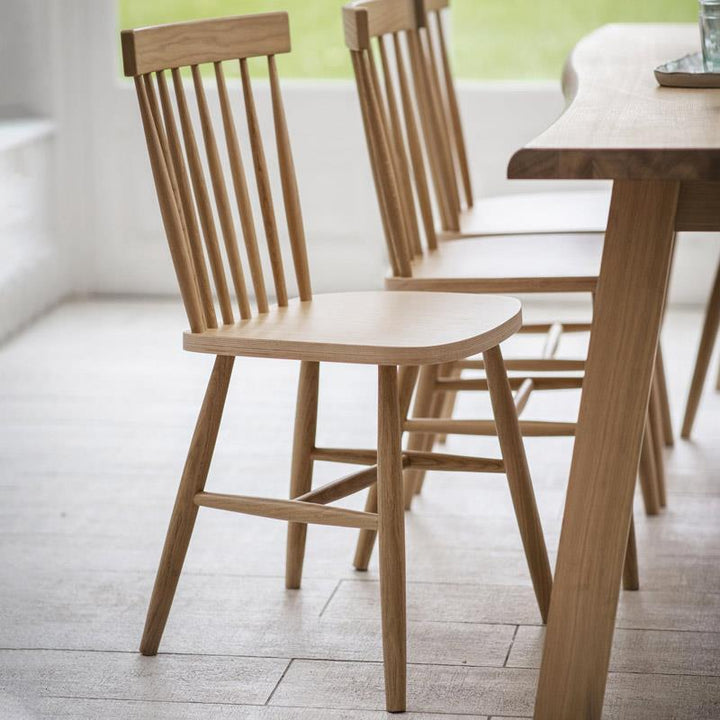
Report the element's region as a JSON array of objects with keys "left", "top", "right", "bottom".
[
  {"left": 183, "top": 291, "right": 522, "bottom": 365},
  {"left": 386, "top": 233, "right": 603, "bottom": 294},
  {"left": 444, "top": 190, "right": 611, "bottom": 238}
]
